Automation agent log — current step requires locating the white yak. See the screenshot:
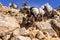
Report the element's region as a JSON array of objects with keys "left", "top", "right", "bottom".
[
  {"left": 44, "top": 3, "right": 53, "bottom": 12},
  {"left": 31, "top": 7, "right": 45, "bottom": 21}
]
